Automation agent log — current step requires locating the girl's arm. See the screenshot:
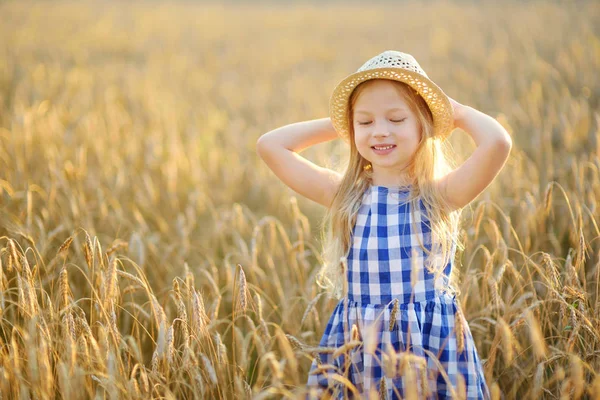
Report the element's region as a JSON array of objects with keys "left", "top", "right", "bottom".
[
  {"left": 256, "top": 117, "right": 343, "bottom": 208},
  {"left": 437, "top": 99, "right": 513, "bottom": 211}
]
